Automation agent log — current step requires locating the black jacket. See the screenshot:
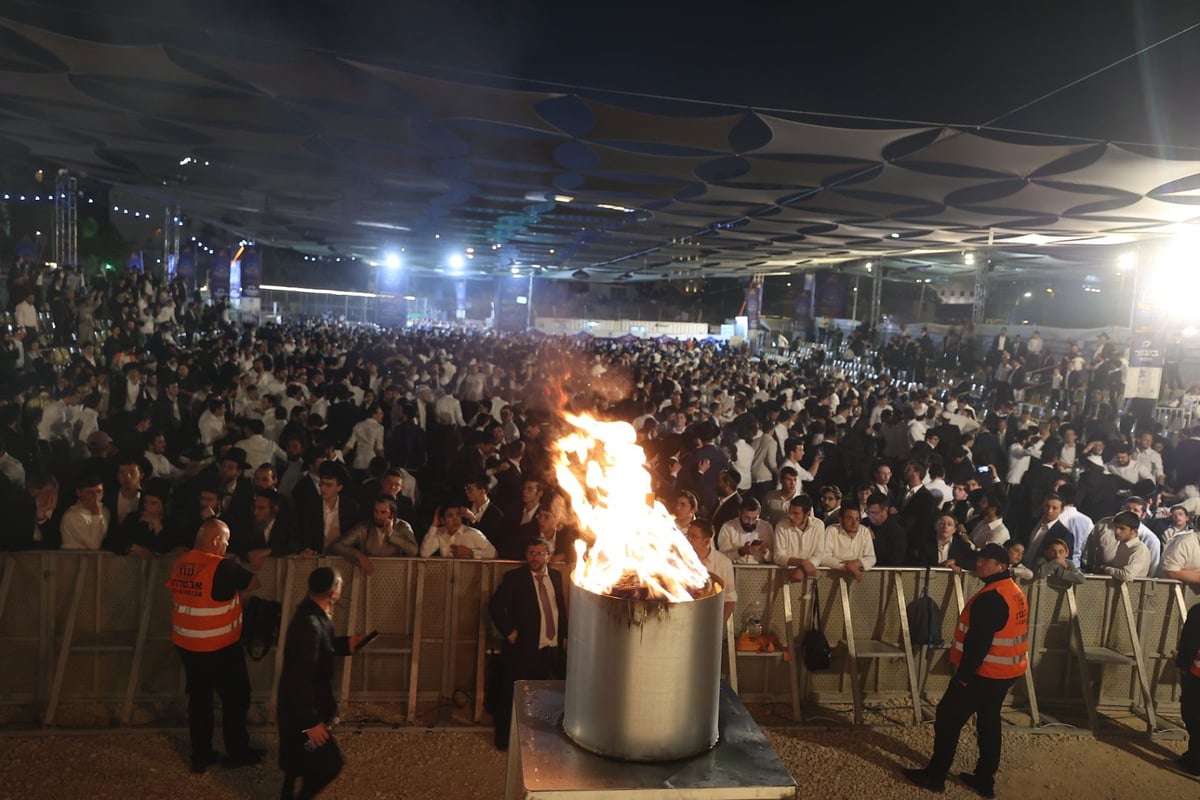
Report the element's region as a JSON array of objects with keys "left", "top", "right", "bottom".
[
  {"left": 488, "top": 565, "right": 568, "bottom": 664},
  {"left": 277, "top": 596, "right": 351, "bottom": 770}
]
